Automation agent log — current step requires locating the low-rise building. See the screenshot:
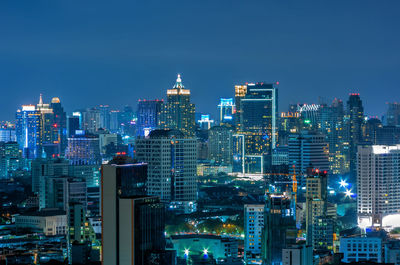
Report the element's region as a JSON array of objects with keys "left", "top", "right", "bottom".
[
  {"left": 14, "top": 209, "right": 67, "bottom": 236},
  {"left": 339, "top": 236, "right": 382, "bottom": 263}
]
